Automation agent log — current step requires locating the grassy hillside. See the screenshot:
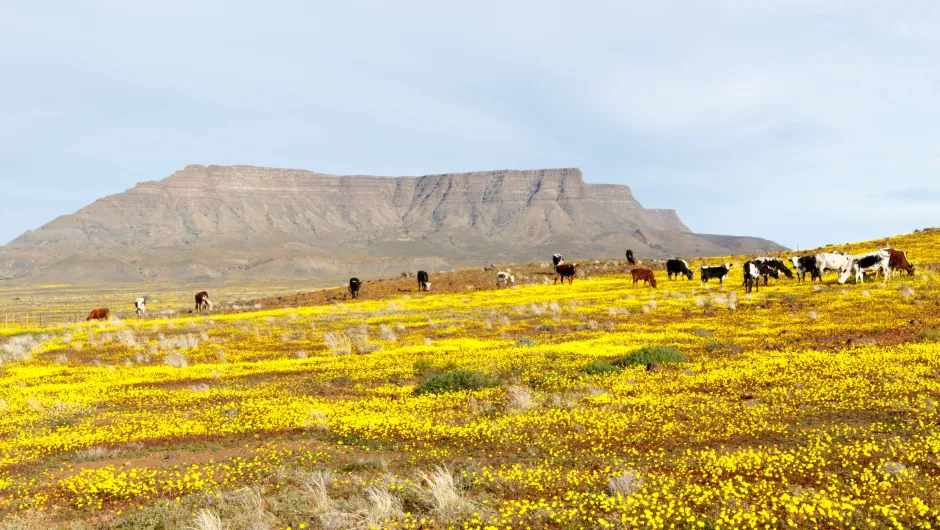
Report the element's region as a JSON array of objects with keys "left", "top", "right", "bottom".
[{"left": 1, "top": 229, "right": 939, "bottom": 529}]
